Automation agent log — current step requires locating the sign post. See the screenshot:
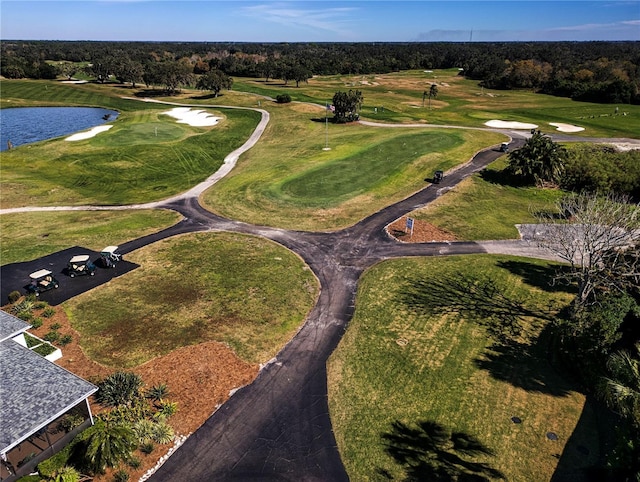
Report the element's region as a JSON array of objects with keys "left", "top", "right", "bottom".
[{"left": 406, "top": 217, "right": 414, "bottom": 237}]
